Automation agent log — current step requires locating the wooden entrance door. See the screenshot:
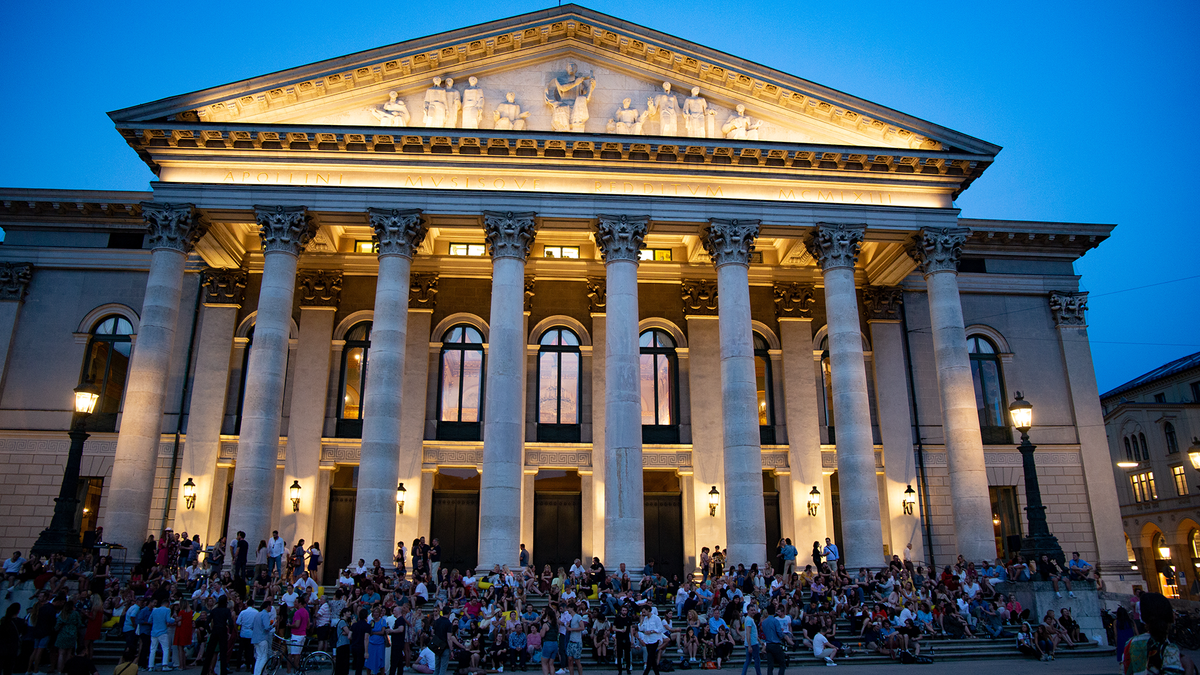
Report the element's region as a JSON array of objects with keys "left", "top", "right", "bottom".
[
  {"left": 324, "top": 488, "right": 357, "bottom": 585},
  {"left": 644, "top": 493, "right": 684, "bottom": 580},
  {"left": 533, "top": 492, "right": 582, "bottom": 573},
  {"left": 430, "top": 490, "right": 480, "bottom": 573}
]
